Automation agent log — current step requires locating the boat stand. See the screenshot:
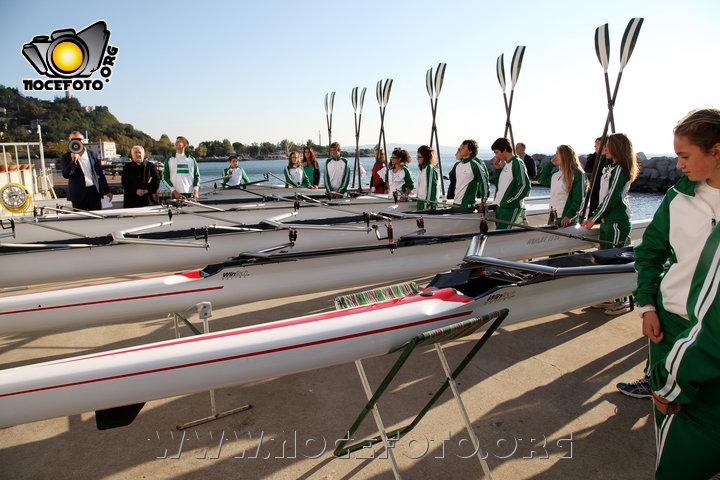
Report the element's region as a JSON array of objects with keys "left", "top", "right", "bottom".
[
  {"left": 333, "top": 309, "right": 510, "bottom": 480},
  {"left": 171, "top": 302, "right": 252, "bottom": 430}
]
